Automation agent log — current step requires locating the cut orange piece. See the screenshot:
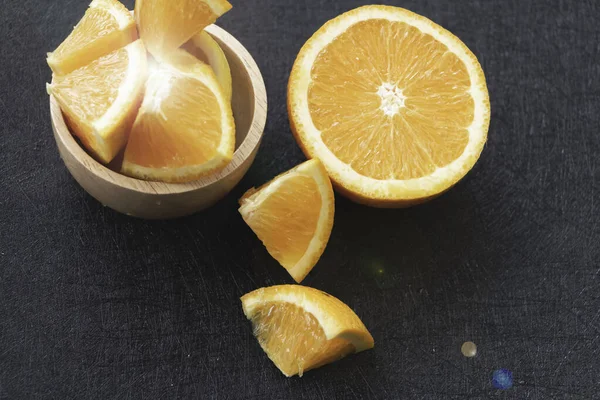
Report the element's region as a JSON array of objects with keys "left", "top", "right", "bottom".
[
  {"left": 241, "top": 285, "right": 374, "bottom": 377},
  {"left": 122, "top": 48, "right": 235, "bottom": 183},
  {"left": 288, "top": 5, "right": 491, "bottom": 207},
  {"left": 183, "top": 31, "right": 233, "bottom": 101},
  {"left": 47, "top": 40, "right": 147, "bottom": 164},
  {"left": 239, "top": 160, "right": 334, "bottom": 283},
  {"left": 135, "top": 0, "right": 232, "bottom": 57},
  {"left": 47, "top": 0, "right": 137, "bottom": 75}
]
